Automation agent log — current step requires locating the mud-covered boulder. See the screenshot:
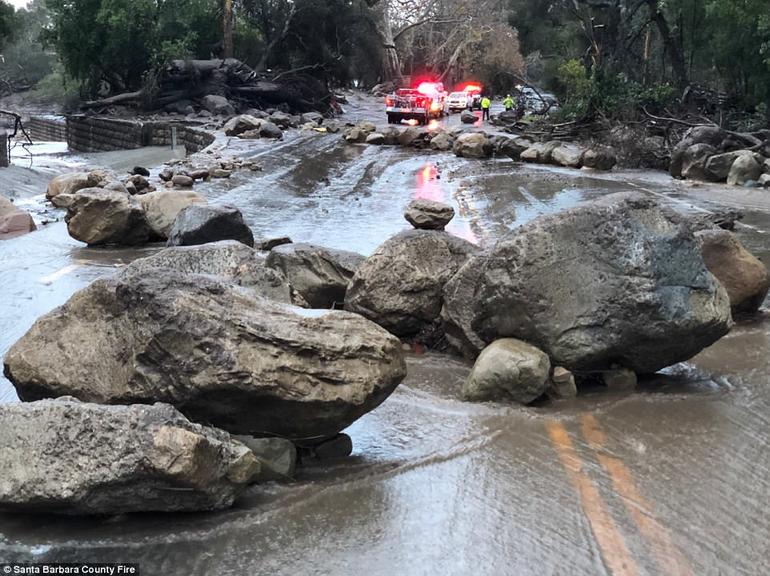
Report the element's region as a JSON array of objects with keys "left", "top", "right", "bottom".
[
  {"left": 460, "top": 110, "right": 478, "bottom": 124},
  {"left": 63, "top": 188, "right": 151, "bottom": 246},
  {"left": 429, "top": 132, "right": 454, "bottom": 151},
  {"left": 125, "top": 241, "right": 292, "bottom": 303},
  {"left": 0, "top": 399, "right": 260, "bottom": 515},
  {"left": 168, "top": 204, "right": 254, "bottom": 248},
  {"left": 224, "top": 114, "right": 263, "bottom": 137},
  {"left": 46, "top": 170, "right": 113, "bottom": 204},
  {"left": 696, "top": 228, "right": 770, "bottom": 313},
  {"left": 137, "top": 190, "right": 206, "bottom": 239},
  {"left": 442, "top": 193, "right": 732, "bottom": 372},
  {"left": 404, "top": 199, "right": 455, "bottom": 230},
  {"left": 0, "top": 197, "right": 36, "bottom": 239},
  {"left": 345, "top": 230, "right": 478, "bottom": 336},
  {"left": 463, "top": 339, "right": 551, "bottom": 404},
  {"left": 453, "top": 132, "right": 493, "bottom": 159},
  {"left": 582, "top": 147, "right": 617, "bottom": 171},
  {"left": 727, "top": 153, "right": 762, "bottom": 186},
  {"left": 550, "top": 143, "right": 585, "bottom": 168},
  {"left": 266, "top": 243, "right": 364, "bottom": 308},
  {"left": 4, "top": 272, "right": 407, "bottom": 441}
]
